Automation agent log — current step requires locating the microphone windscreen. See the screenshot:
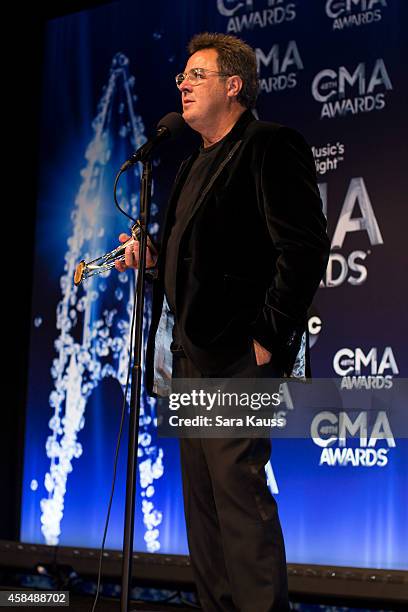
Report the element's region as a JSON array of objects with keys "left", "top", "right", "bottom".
[{"left": 157, "top": 112, "right": 186, "bottom": 138}]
